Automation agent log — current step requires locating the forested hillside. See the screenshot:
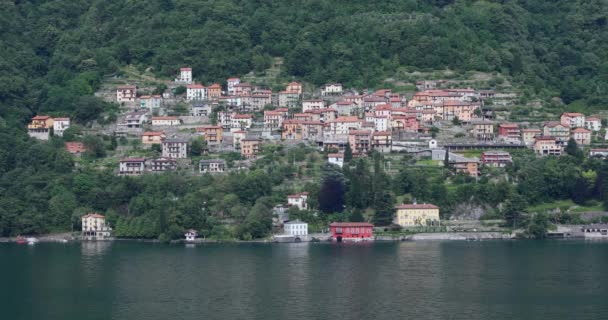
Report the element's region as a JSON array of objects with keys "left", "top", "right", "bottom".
[{"left": 1, "top": 0, "right": 607, "bottom": 238}]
